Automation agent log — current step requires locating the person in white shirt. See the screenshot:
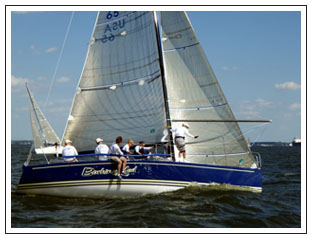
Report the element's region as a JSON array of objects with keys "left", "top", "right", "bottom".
[
  {"left": 171, "top": 123, "right": 199, "bottom": 159},
  {"left": 95, "top": 138, "right": 109, "bottom": 160},
  {"left": 122, "top": 139, "right": 134, "bottom": 159},
  {"left": 134, "top": 141, "right": 154, "bottom": 159},
  {"left": 109, "top": 136, "right": 127, "bottom": 179},
  {"left": 62, "top": 139, "right": 78, "bottom": 163}
]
